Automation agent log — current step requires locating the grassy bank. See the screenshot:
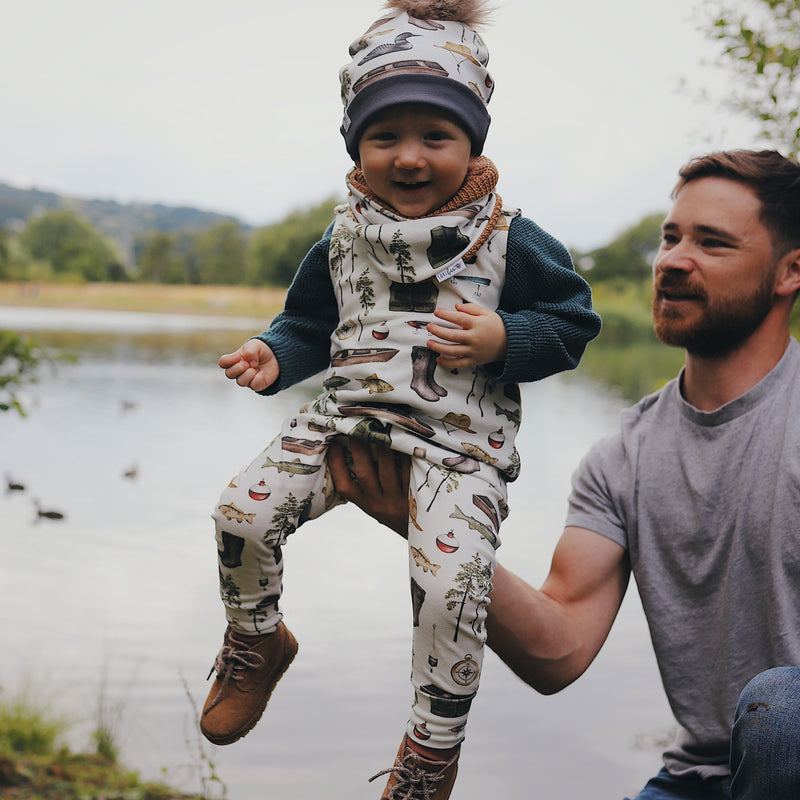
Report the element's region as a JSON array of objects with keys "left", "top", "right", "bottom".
[
  {"left": 0, "top": 688, "right": 217, "bottom": 800},
  {"left": 0, "top": 749, "right": 199, "bottom": 800},
  {"left": 0, "top": 281, "right": 286, "bottom": 320}
]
